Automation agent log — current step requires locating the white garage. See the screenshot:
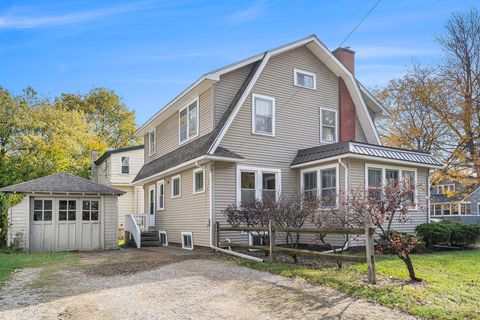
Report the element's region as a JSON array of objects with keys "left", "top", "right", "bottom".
[{"left": 0, "top": 173, "right": 125, "bottom": 252}]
